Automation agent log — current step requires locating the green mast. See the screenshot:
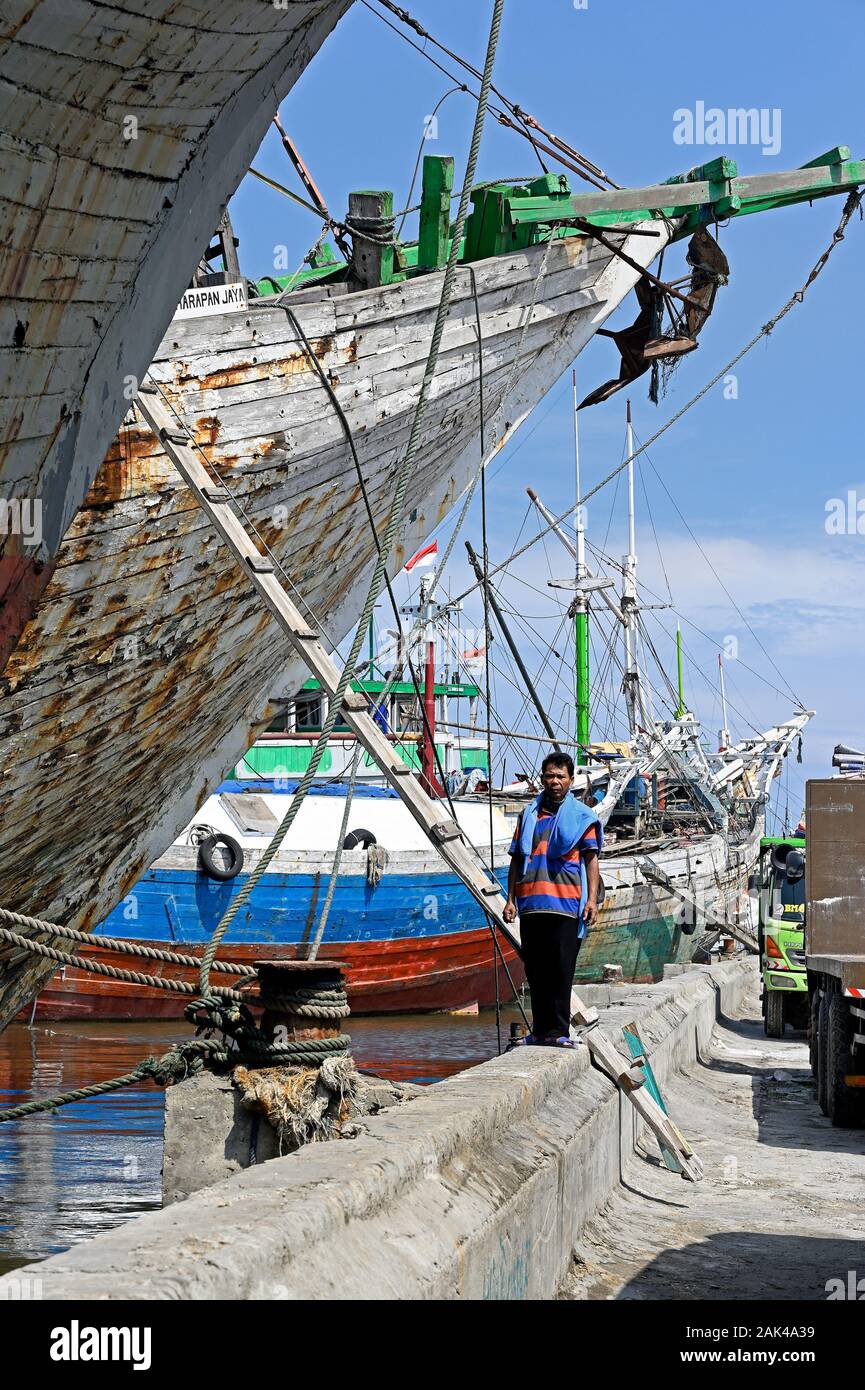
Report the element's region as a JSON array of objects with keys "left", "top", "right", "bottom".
[
  {"left": 573, "top": 370, "right": 590, "bottom": 754},
  {"left": 675, "top": 623, "right": 687, "bottom": 718}
]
